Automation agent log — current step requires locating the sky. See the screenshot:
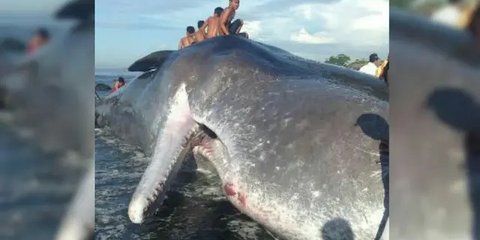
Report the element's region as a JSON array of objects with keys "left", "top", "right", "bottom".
[
  {"left": 0, "top": 0, "right": 67, "bottom": 16},
  {"left": 0, "top": 0, "right": 75, "bottom": 38},
  {"left": 0, "top": 0, "right": 71, "bottom": 26},
  {"left": 94, "top": 0, "right": 389, "bottom": 68},
  {"left": 0, "top": 0, "right": 389, "bottom": 68}
]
